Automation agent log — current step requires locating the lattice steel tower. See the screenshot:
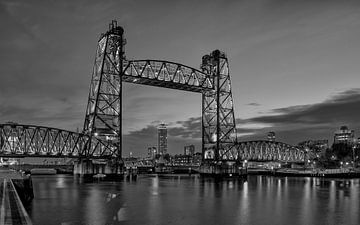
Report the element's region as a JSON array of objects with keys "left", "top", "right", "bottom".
[
  {"left": 83, "top": 21, "right": 125, "bottom": 159},
  {"left": 201, "top": 50, "right": 238, "bottom": 161}
]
